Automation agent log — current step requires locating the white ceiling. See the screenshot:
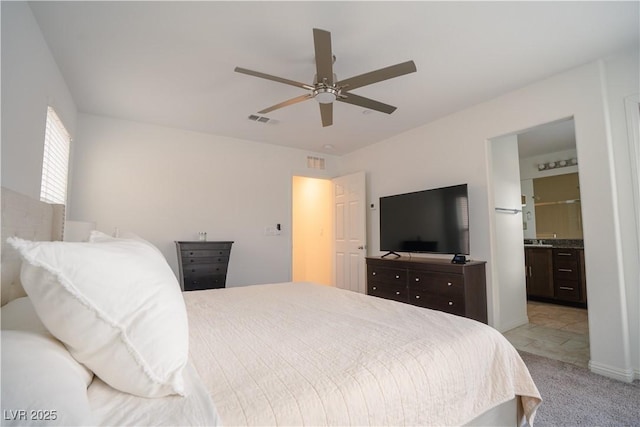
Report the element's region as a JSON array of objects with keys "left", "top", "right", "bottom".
[
  {"left": 28, "top": 1, "right": 639, "bottom": 155},
  {"left": 517, "top": 118, "right": 576, "bottom": 159}
]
